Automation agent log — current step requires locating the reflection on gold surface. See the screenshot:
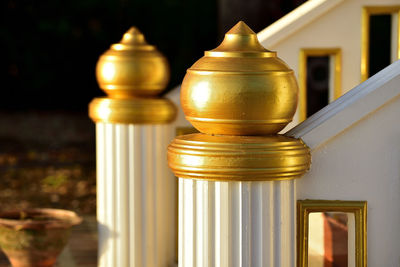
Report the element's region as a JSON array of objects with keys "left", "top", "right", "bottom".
[
  {"left": 180, "top": 21, "right": 298, "bottom": 136},
  {"left": 89, "top": 27, "right": 176, "bottom": 124},
  {"left": 298, "top": 48, "right": 342, "bottom": 122},
  {"left": 361, "top": 6, "right": 400, "bottom": 81},
  {"left": 101, "top": 62, "right": 116, "bottom": 82},
  {"left": 89, "top": 97, "right": 176, "bottom": 124},
  {"left": 175, "top": 127, "right": 198, "bottom": 136},
  {"left": 297, "top": 200, "right": 367, "bottom": 267},
  {"left": 96, "top": 27, "right": 170, "bottom": 98},
  {"left": 168, "top": 21, "right": 311, "bottom": 182},
  {"left": 168, "top": 133, "right": 310, "bottom": 181}
]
